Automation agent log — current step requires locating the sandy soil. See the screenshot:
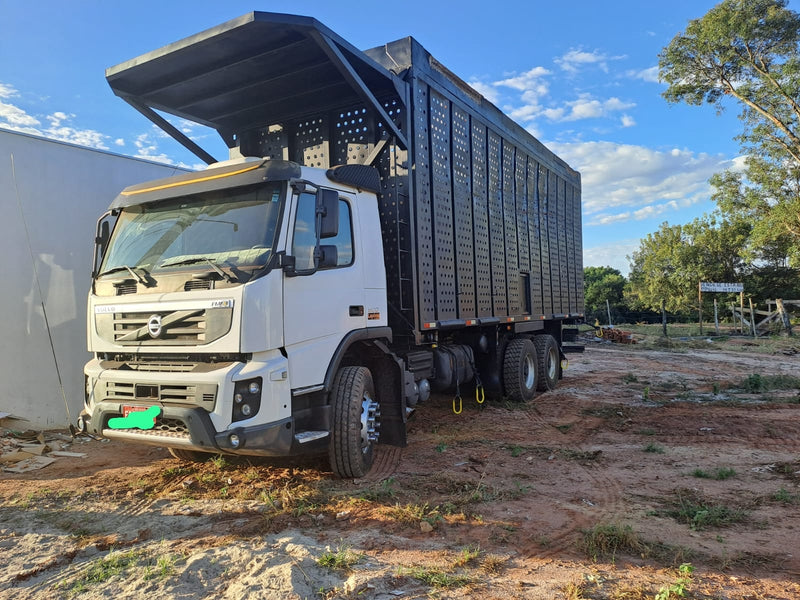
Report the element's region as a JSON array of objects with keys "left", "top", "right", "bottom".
[{"left": 2, "top": 337, "right": 800, "bottom": 599}]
